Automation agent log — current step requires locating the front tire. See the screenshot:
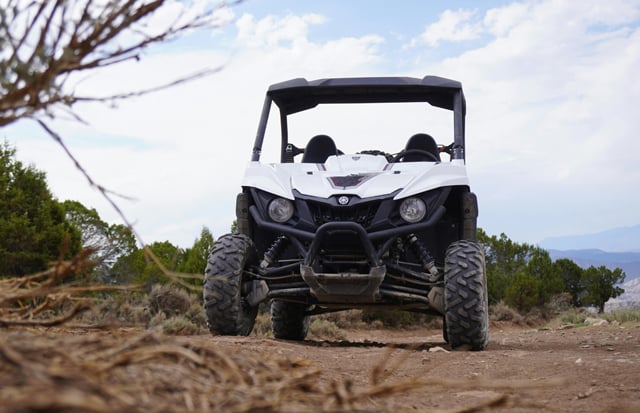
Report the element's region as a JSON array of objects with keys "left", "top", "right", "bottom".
[
  {"left": 203, "top": 234, "right": 258, "bottom": 336},
  {"left": 444, "top": 240, "right": 489, "bottom": 350},
  {"left": 271, "top": 300, "right": 310, "bottom": 340}
]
